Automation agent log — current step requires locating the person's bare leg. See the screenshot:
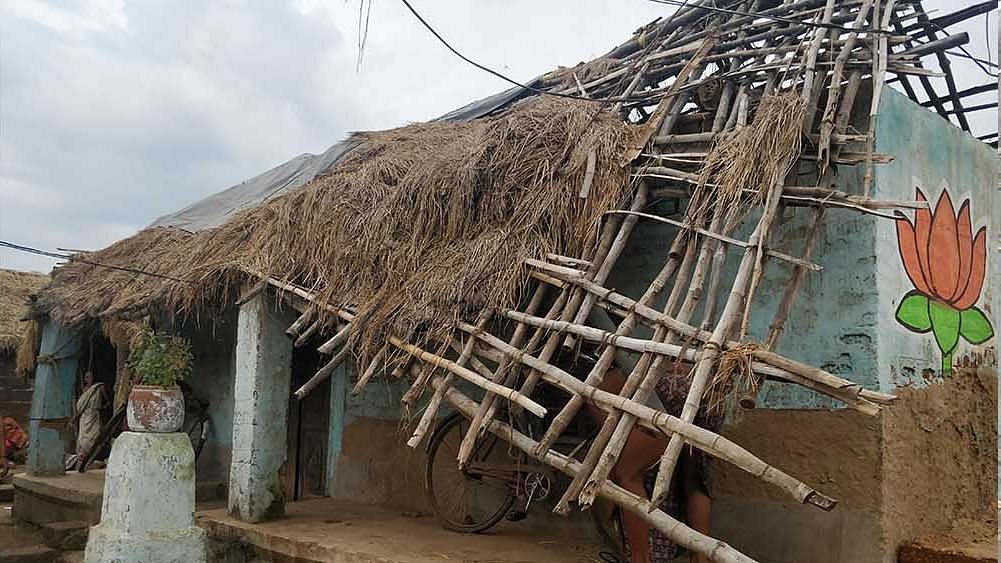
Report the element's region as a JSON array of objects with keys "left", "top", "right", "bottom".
[{"left": 682, "top": 451, "right": 712, "bottom": 563}]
